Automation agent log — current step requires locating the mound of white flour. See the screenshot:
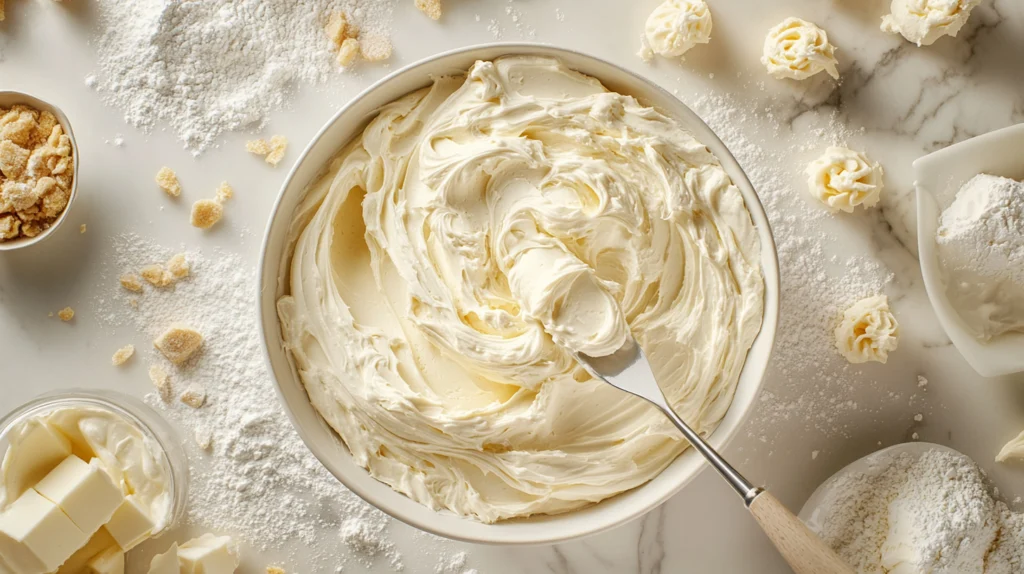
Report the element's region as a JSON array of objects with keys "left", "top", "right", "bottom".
[
  {"left": 937, "top": 174, "right": 1024, "bottom": 340},
  {"left": 809, "top": 449, "right": 1024, "bottom": 573},
  {"left": 90, "top": 0, "right": 396, "bottom": 153}
]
